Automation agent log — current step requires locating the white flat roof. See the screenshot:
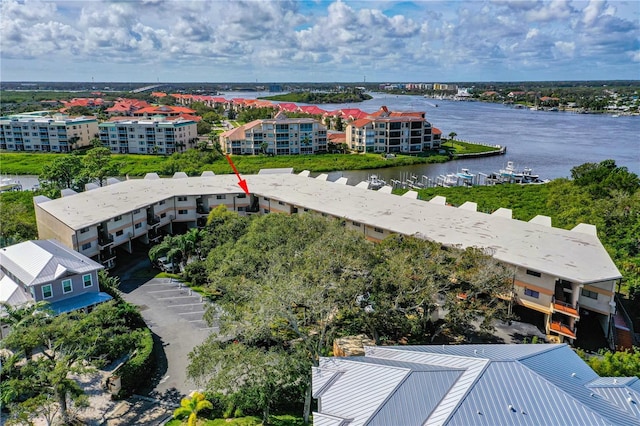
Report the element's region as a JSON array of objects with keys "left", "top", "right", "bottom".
[{"left": 36, "top": 174, "right": 621, "bottom": 284}]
